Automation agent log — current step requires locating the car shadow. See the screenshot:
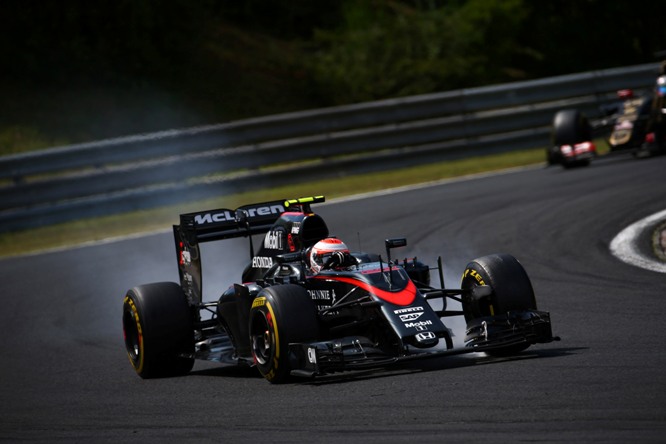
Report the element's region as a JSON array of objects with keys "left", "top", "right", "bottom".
[
  {"left": 297, "top": 346, "right": 585, "bottom": 386},
  {"left": 190, "top": 362, "right": 262, "bottom": 379},
  {"left": 187, "top": 346, "right": 585, "bottom": 385}
]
